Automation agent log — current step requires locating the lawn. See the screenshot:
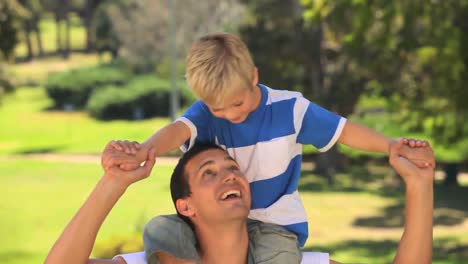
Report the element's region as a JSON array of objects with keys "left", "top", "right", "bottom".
[
  {"left": 0, "top": 157, "right": 467, "bottom": 264},
  {"left": 1, "top": 55, "right": 466, "bottom": 263},
  {"left": 0, "top": 87, "right": 170, "bottom": 155}
]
